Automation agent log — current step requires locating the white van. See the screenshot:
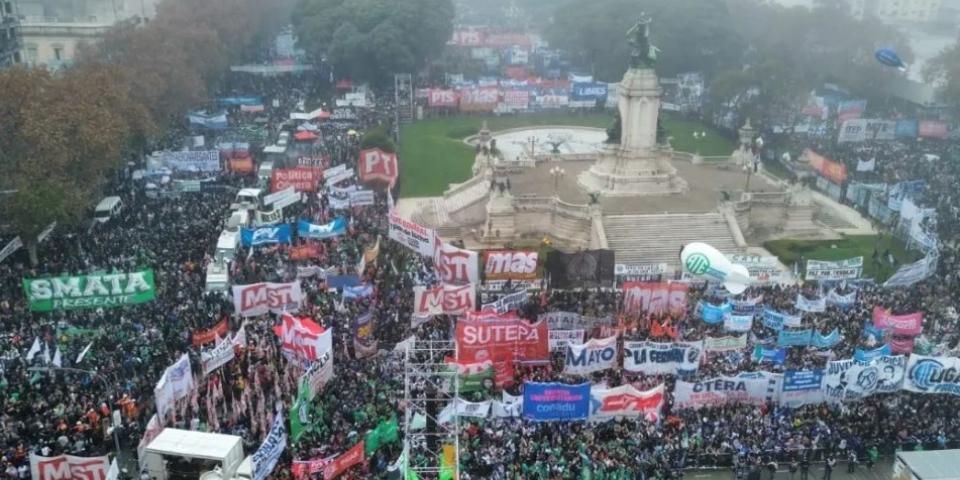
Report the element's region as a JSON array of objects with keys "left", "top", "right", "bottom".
[
  {"left": 94, "top": 196, "right": 122, "bottom": 223},
  {"left": 232, "top": 188, "right": 263, "bottom": 210},
  {"left": 205, "top": 261, "right": 230, "bottom": 292},
  {"left": 216, "top": 229, "right": 240, "bottom": 263},
  {"left": 257, "top": 161, "right": 274, "bottom": 186}
]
